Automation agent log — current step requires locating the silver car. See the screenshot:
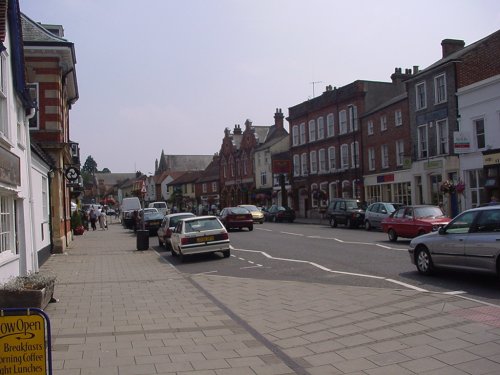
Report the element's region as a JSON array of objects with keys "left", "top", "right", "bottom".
[
  {"left": 408, "top": 205, "right": 500, "bottom": 276},
  {"left": 170, "top": 215, "right": 230, "bottom": 261},
  {"left": 364, "top": 202, "right": 403, "bottom": 230}
]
